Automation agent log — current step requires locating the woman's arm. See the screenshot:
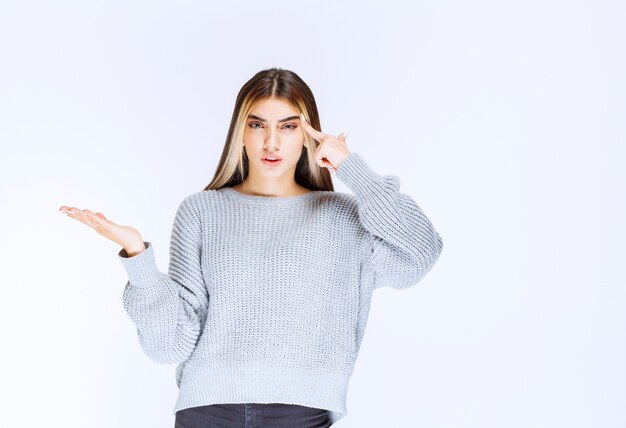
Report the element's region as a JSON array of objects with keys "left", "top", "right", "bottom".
[
  {"left": 334, "top": 152, "right": 443, "bottom": 290},
  {"left": 118, "top": 194, "right": 209, "bottom": 363}
]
